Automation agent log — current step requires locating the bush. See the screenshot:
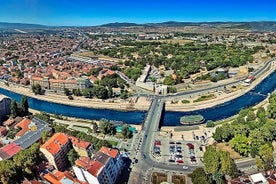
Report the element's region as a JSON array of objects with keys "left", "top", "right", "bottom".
[
  {"left": 68, "top": 95, "right": 74, "bottom": 100},
  {"left": 206, "top": 120, "right": 215, "bottom": 127}
]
